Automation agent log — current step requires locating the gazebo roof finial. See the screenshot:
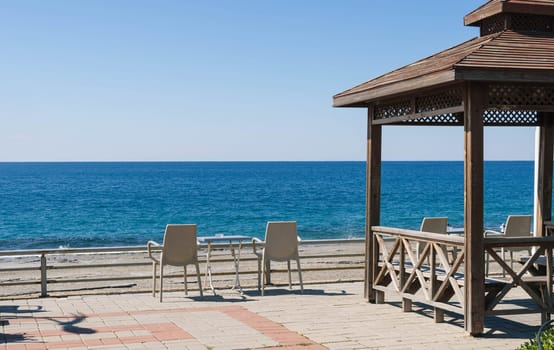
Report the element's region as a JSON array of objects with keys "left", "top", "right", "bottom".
[{"left": 465, "top": 0, "right": 554, "bottom": 35}]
